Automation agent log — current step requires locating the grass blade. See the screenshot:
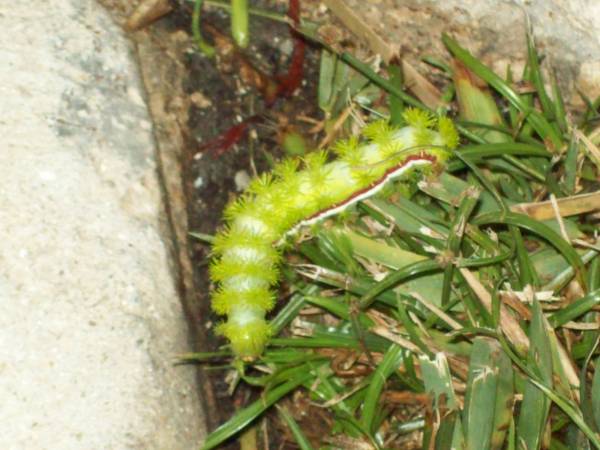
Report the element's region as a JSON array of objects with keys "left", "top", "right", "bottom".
[
  {"left": 456, "top": 142, "right": 551, "bottom": 159},
  {"left": 360, "top": 344, "right": 404, "bottom": 432},
  {"left": 420, "top": 353, "right": 464, "bottom": 449},
  {"left": 276, "top": 405, "right": 315, "bottom": 450},
  {"left": 441, "top": 185, "right": 481, "bottom": 306},
  {"left": 359, "top": 259, "right": 442, "bottom": 309},
  {"left": 453, "top": 59, "right": 507, "bottom": 144},
  {"left": 463, "top": 338, "right": 499, "bottom": 450},
  {"left": 201, "top": 368, "right": 314, "bottom": 450},
  {"left": 516, "top": 300, "right": 553, "bottom": 450},
  {"left": 490, "top": 343, "right": 515, "bottom": 449},
  {"left": 443, "top": 34, "right": 562, "bottom": 150},
  {"left": 318, "top": 49, "right": 337, "bottom": 112},
  {"left": 525, "top": 27, "right": 555, "bottom": 120},
  {"left": 387, "top": 63, "right": 405, "bottom": 125},
  {"left": 549, "top": 289, "right": 600, "bottom": 328},
  {"left": 593, "top": 356, "right": 600, "bottom": 432},
  {"left": 473, "top": 211, "right": 588, "bottom": 290}
]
